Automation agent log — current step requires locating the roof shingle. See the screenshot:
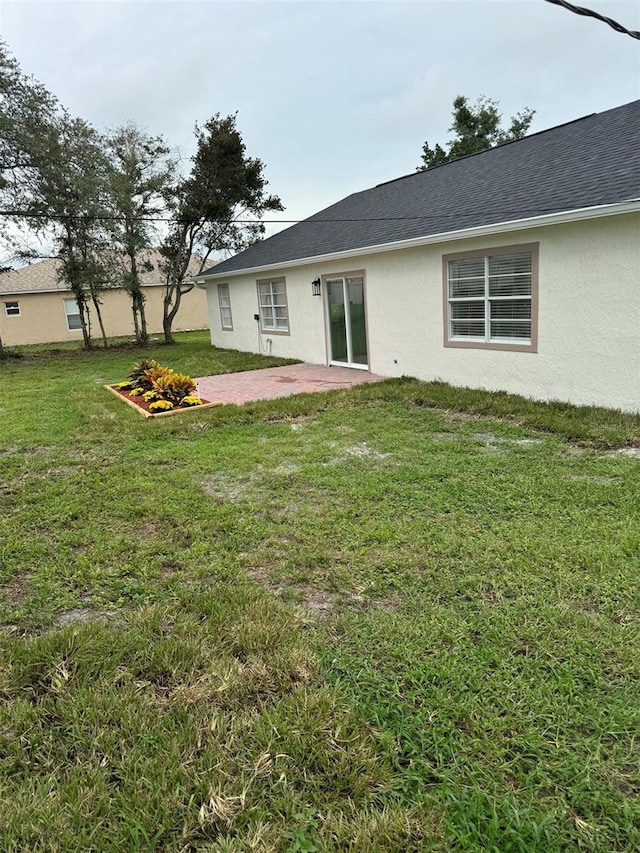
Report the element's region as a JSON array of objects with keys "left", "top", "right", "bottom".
[
  {"left": 206, "top": 100, "right": 640, "bottom": 276},
  {"left": 0, "top": 250, "right": 205, "bottom": 296}
]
